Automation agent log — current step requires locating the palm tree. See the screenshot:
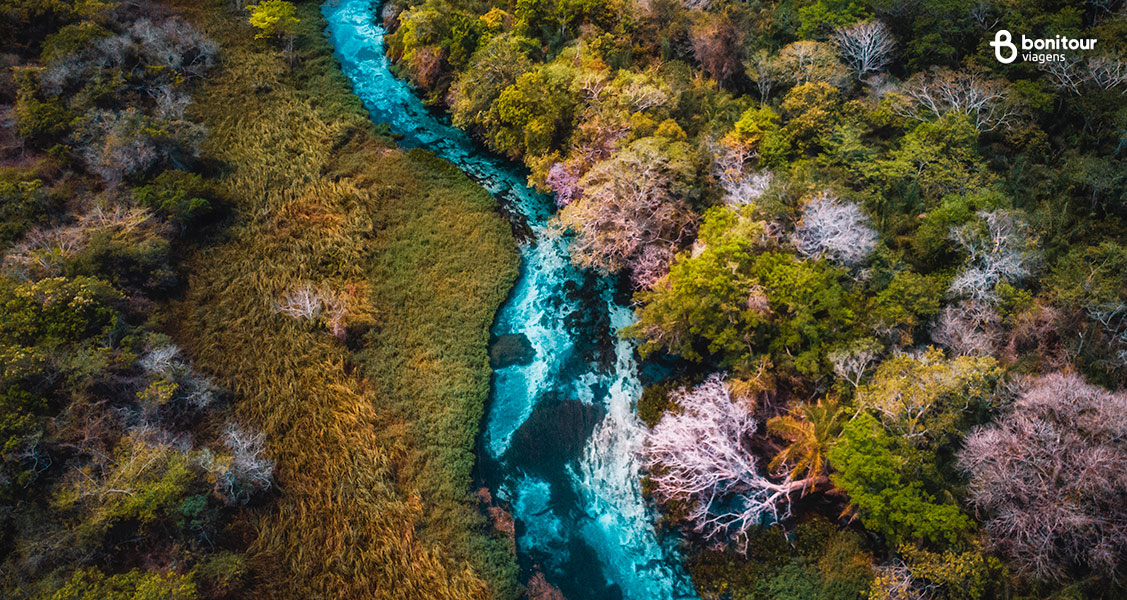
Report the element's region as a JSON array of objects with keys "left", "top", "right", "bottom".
[{"left": 767, "top": 396, "right": 847, "bottom": 492}]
